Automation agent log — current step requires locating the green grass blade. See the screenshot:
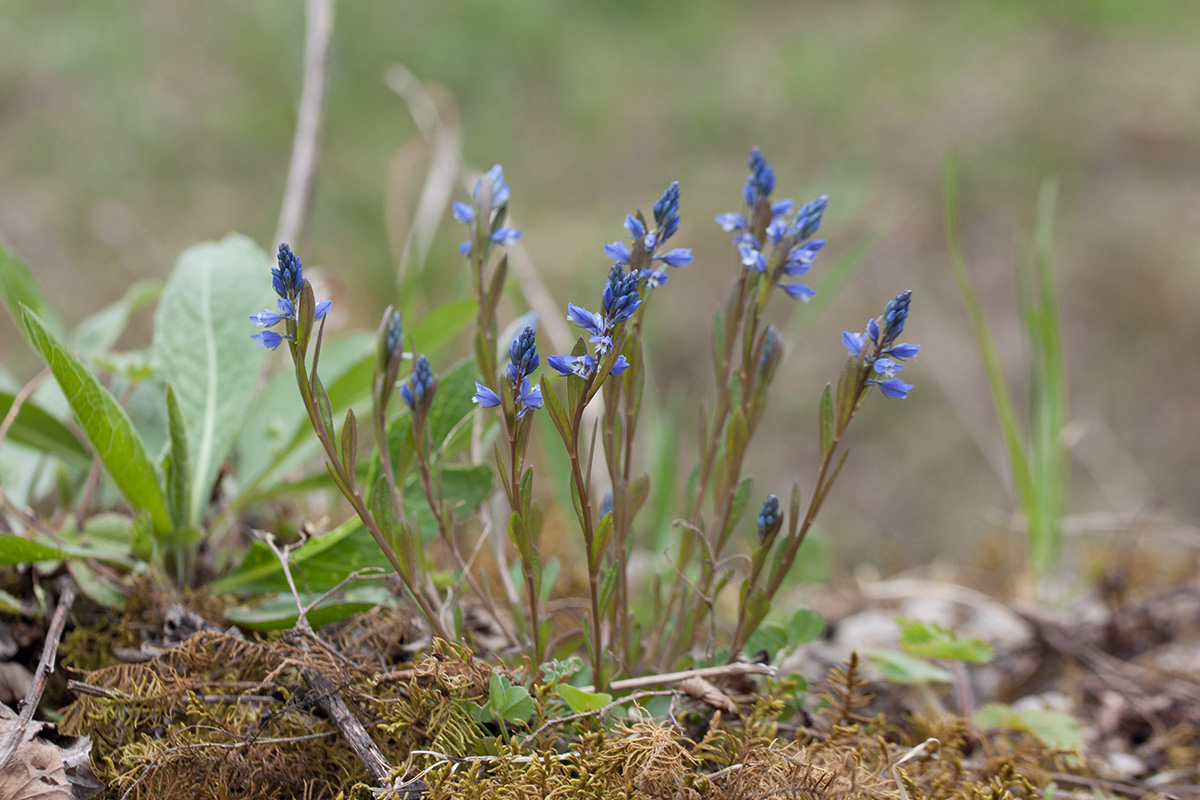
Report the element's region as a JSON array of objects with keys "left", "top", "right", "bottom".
[
  {"left": 943, "top": 156, "right": 1032, "bottom": 511},
  {"left": 21, "top": 307, "right": 173, "bottom": 534}
]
